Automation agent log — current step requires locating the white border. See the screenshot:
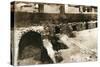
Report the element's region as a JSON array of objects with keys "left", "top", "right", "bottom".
[{"left": 0, "top": 0, "right": 100, "bottom": 67}]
